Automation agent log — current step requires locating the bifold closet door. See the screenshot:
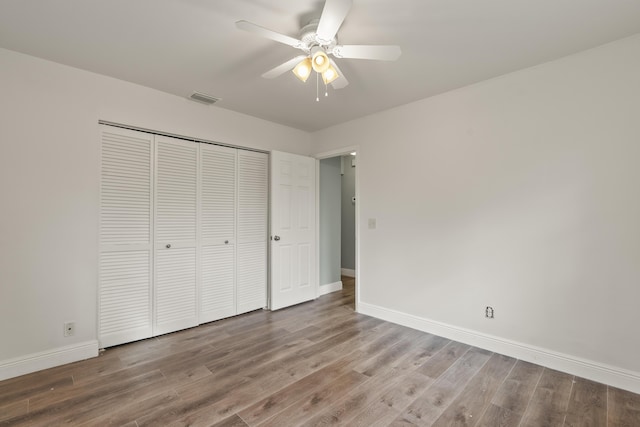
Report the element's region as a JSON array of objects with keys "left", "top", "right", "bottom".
[
  {"left": 200, "top": 144, "right": 237, "bottom": 323},
  {"left": 99, "top": 125, "right": 268, "bottom": 346},
  {"left": 154, "top": 135, "right": 199, "bottom": 335},
  {"left": 99, "top": 126, "right": 153, "bottom": 348},
  {"left": 237, "top": 150, "right": 268, "bottom": 314}
]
